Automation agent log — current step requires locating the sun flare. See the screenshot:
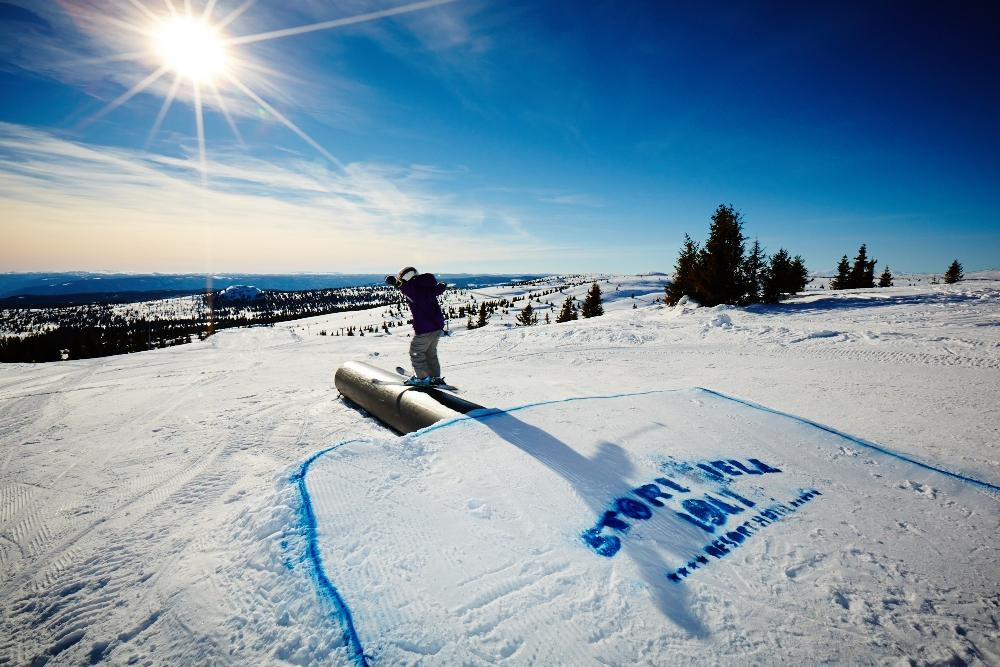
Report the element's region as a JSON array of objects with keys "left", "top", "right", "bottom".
[
  {"left": 152, "top": 16, "right": 228, "bottom": 83},
  {"left": 78, "top": 0, "right": 458, "bottom": 177}
]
